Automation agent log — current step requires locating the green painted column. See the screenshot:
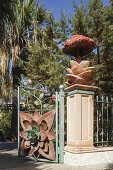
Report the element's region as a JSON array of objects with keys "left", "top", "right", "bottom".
[{"left": 59, "top": 85, "right": 64, "bottom": 163}]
